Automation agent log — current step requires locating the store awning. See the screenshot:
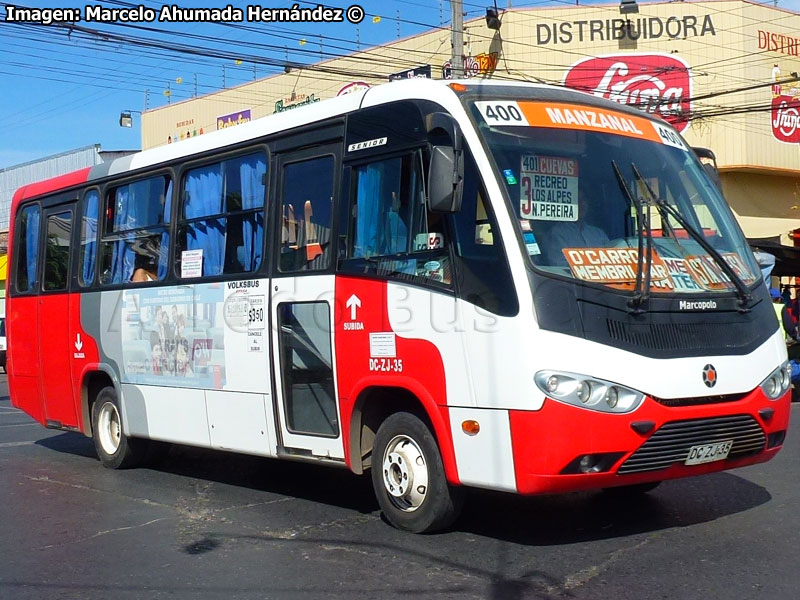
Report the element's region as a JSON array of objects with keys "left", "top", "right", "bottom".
[
  {"left": 733, "top": 211, "right": 800, "bottom": 244},
  {"left": 749, "top": 238, "right": 800, "bottom": 278}
]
